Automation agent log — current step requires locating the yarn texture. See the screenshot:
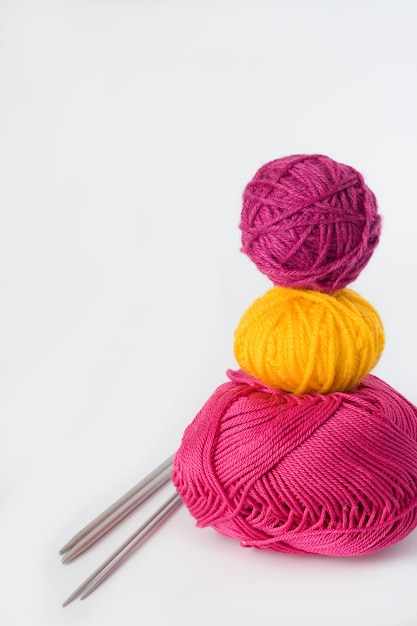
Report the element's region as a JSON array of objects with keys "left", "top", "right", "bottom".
[
  {"left": 240, "top": 154, "right": 381, "bottom": 291},
  {"left": 234, "top": 286, "right": 384, "bottom": 394},
  {"left": 174, "top": 154, "right": 417, "bottom": 558},
  {"left": 173, "top": 371, "right": 417, "bottom": 556}
]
